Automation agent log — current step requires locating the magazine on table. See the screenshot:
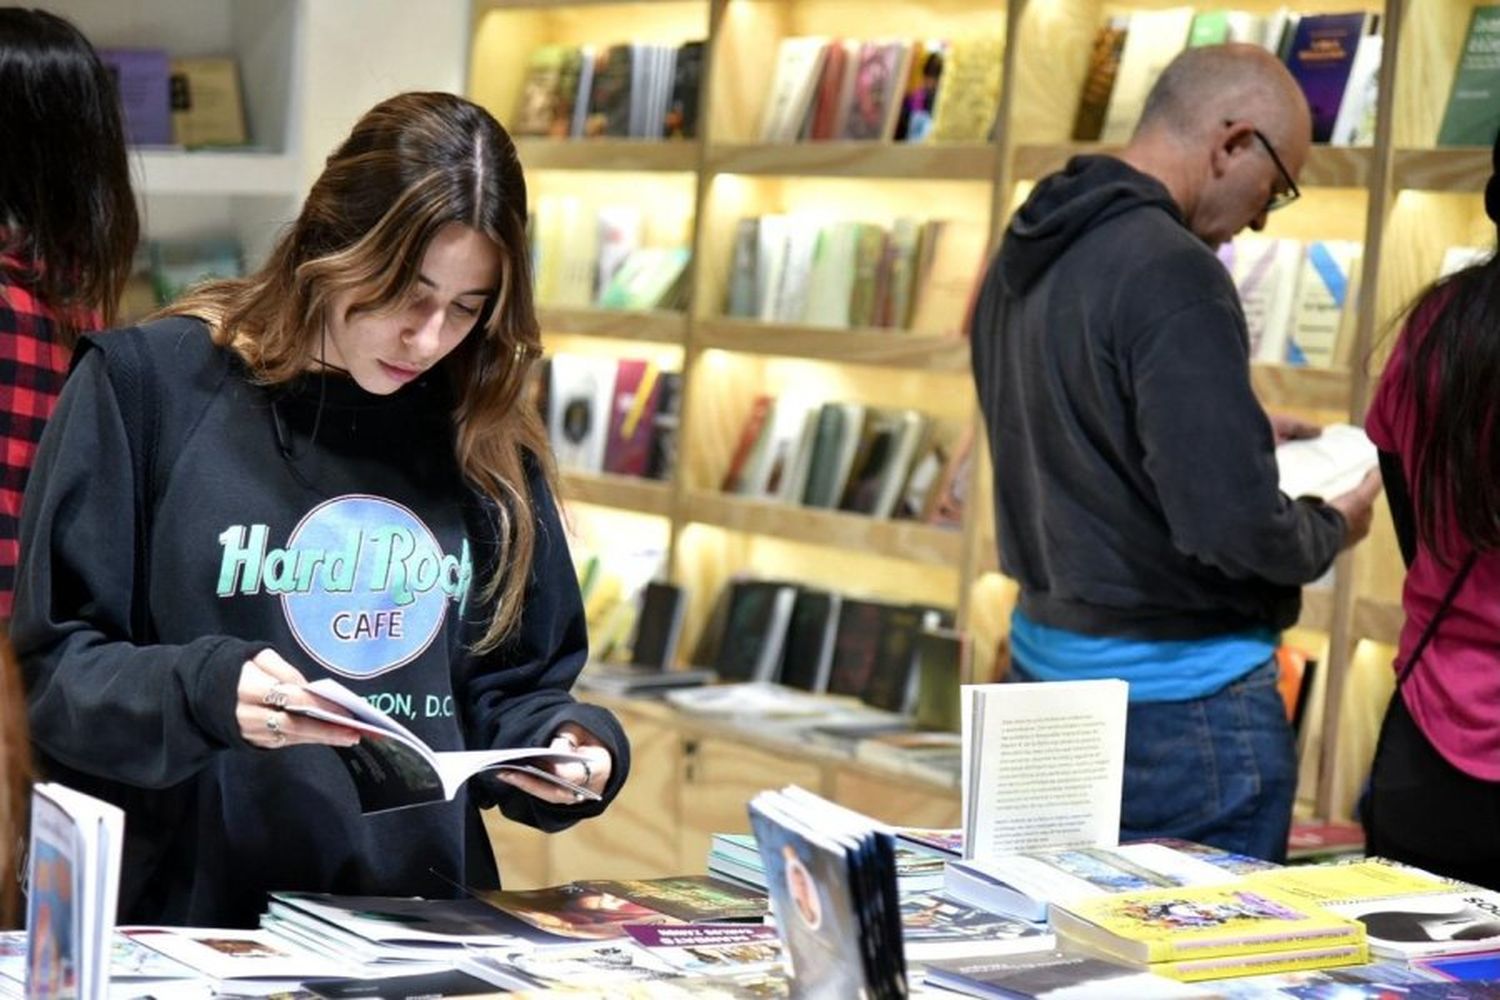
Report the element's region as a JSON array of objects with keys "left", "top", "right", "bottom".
[{"left": 288, "top": 677, "right": 596, "bottom": 812}]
